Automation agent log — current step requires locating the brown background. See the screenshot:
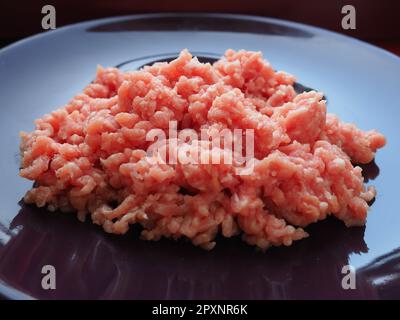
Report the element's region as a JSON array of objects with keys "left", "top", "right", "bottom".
[{"left": 1, "top": 0, "right": 400, "bottom": 54}]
